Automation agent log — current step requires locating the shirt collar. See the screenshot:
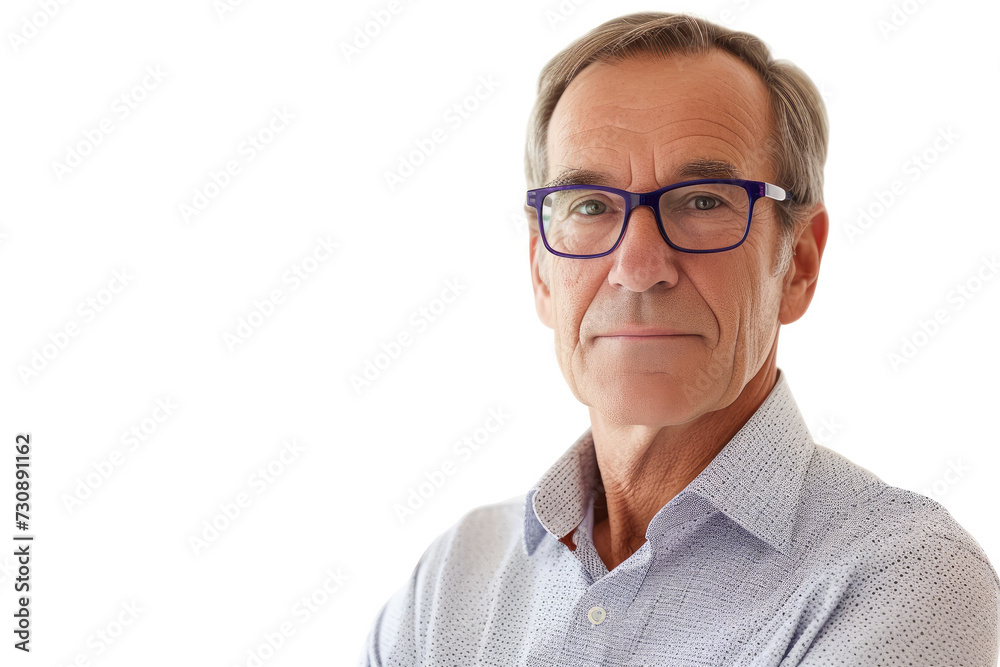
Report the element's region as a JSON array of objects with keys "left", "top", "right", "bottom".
[{"left": 522, "top": 368, "right": 816, "bottom": 558}]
